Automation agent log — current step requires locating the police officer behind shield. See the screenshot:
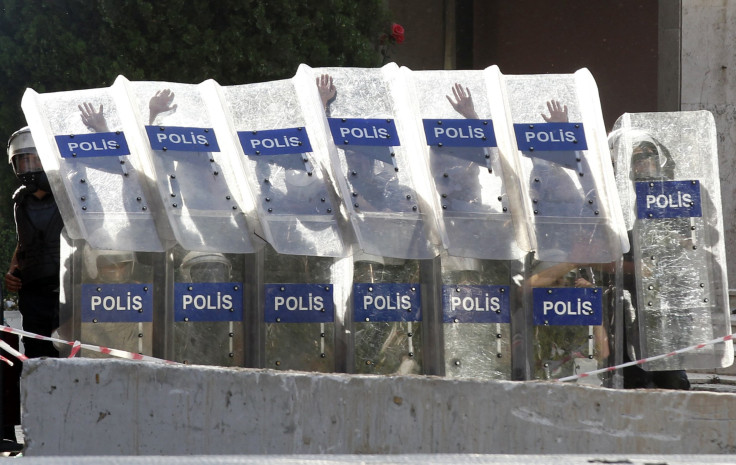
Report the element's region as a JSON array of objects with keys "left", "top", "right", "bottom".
[
  {"left": 622, "top": 135, "right": 689, "bottom": 390},
  {"left": 4, "top": 127, "right": 62, "bottom": 358}
]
